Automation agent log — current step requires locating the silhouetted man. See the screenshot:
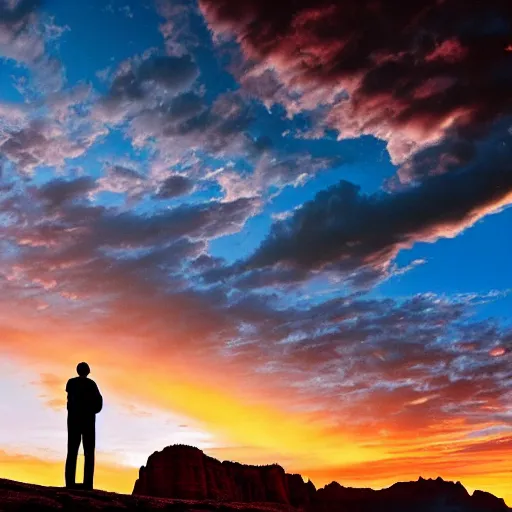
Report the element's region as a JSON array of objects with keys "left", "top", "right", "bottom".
[{"left": 65, "top": 362, "right": 103, "bottom": 490}]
